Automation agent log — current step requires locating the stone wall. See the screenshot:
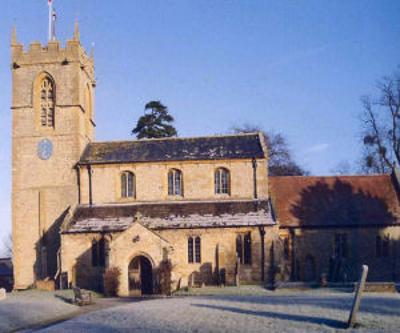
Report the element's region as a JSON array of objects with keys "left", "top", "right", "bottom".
[
  {"left": 284, "top": 226, "right": 400, "bottom": 283},
  {"left": 61, "top": 223, "right": 282, "bottom": 296},
  {"left": 79, "top": 158, "right": 269, "bottom": 205},
  {"left": 12, "top": 38, "right": 95, "bottom": 289}
]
